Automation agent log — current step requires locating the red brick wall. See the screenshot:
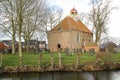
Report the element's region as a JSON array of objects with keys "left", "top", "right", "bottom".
[
  {"left": 48, "top": 31, "right": 71, "bottom": 52},
  {"left": 48, "top": 30, "right": 93, "bottom": 52}
]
